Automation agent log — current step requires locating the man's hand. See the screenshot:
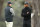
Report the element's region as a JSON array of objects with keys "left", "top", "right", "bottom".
[{"left": 27, "top": 12, "right": 29, "bottom": 14}]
